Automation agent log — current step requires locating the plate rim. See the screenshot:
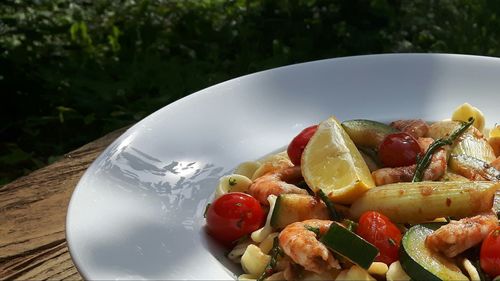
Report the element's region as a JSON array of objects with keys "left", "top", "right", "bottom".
[{"left": 66, "top": 53, "right": 500, "bottom": 279}]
